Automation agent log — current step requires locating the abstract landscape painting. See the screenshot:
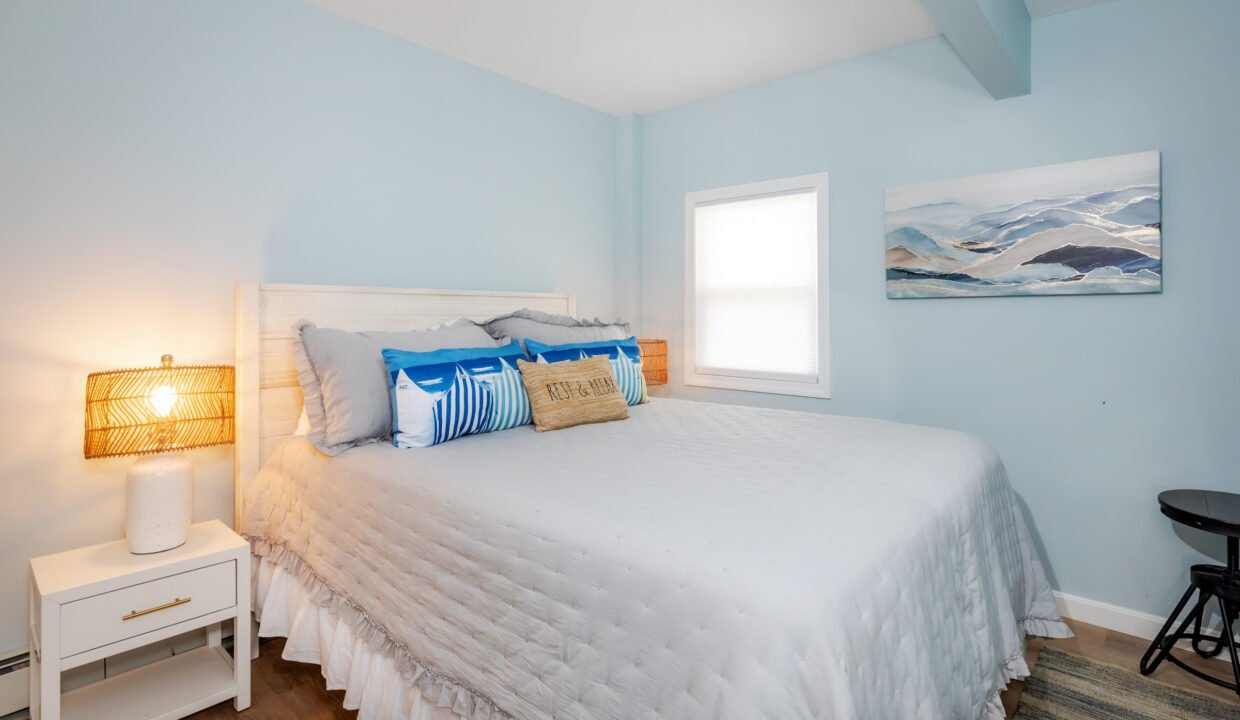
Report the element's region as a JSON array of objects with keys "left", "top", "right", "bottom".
[{"left": 885, "top": 151, "right": 1161, "bottom": 298}]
